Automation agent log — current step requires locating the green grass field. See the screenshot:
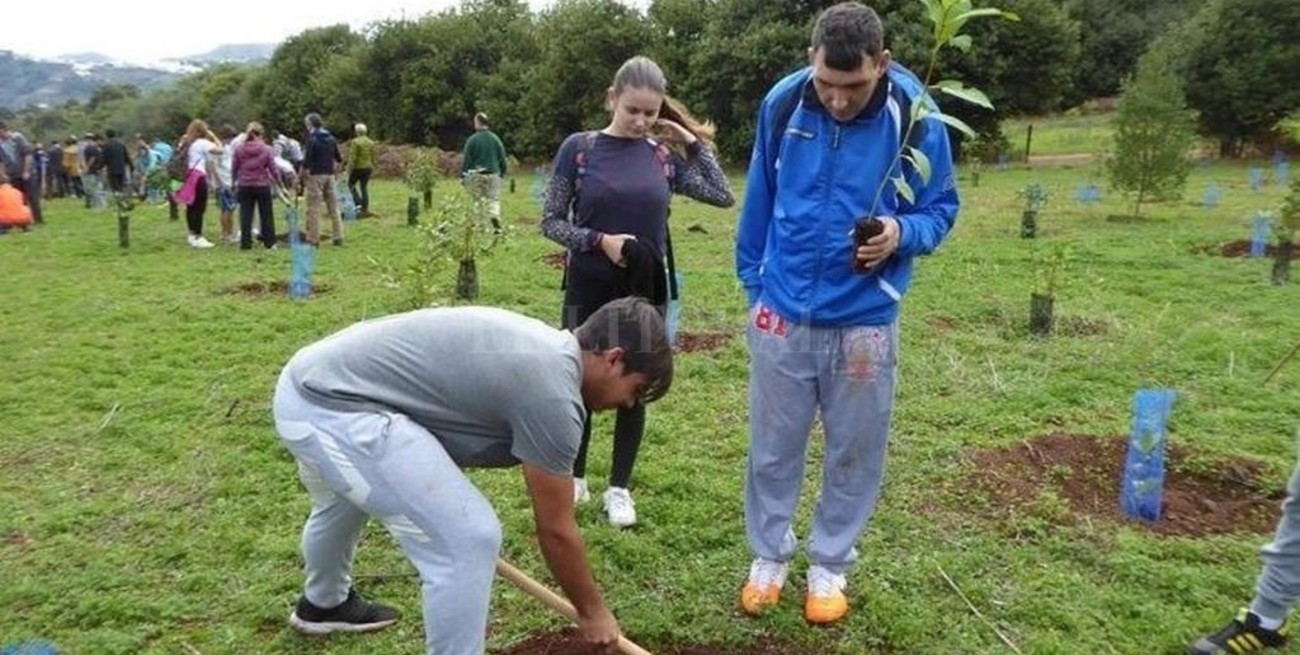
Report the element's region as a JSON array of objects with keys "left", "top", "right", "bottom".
[{"left": 2, "top": 153, "right": 1299, "bottom": 654}]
